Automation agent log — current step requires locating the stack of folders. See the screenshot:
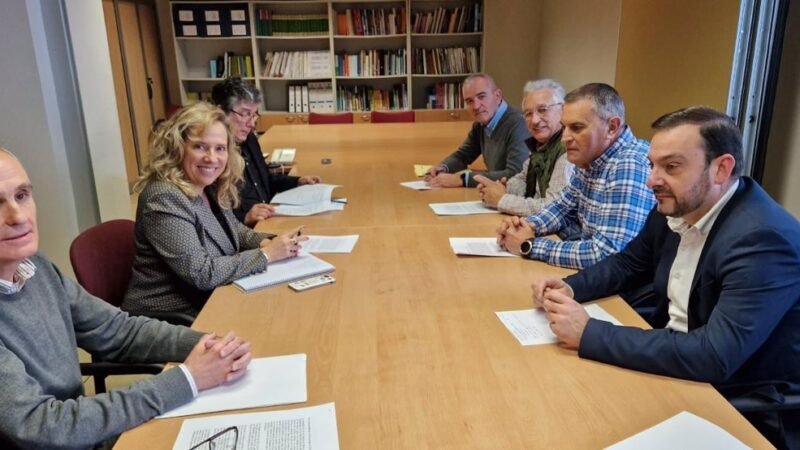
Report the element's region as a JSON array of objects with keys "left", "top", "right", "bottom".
[{"left": 234, "top": 254, "right": 334, "bottom": 292}]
